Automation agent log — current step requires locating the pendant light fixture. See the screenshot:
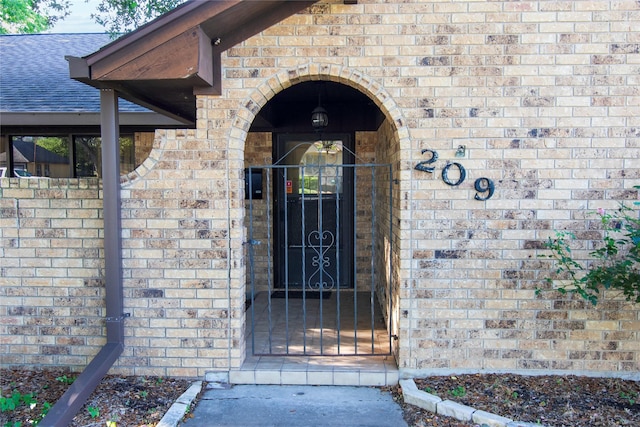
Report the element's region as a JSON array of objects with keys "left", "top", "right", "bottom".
[{"left": 311, "top": 87, "right": 329, "bottom": 132}]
